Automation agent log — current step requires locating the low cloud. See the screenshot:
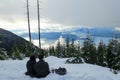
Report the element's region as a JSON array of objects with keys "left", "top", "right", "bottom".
[{"left": 115, "top": 27, "right": 120, "bottom": 31}]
